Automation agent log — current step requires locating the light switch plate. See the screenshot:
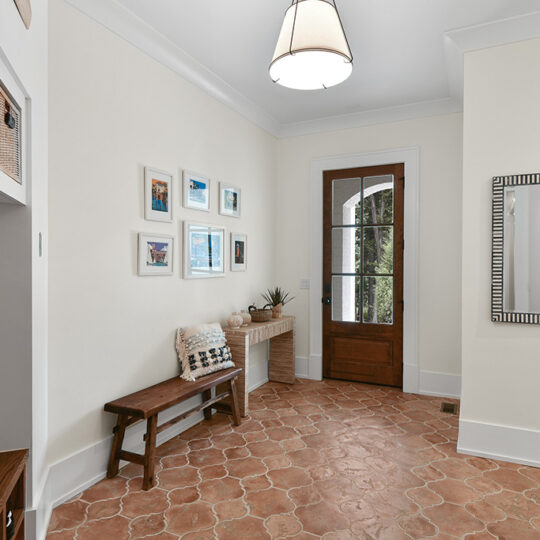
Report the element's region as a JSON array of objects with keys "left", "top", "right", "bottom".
[{"left": 300, "top": 278, "right": 310, "bottom": 290}]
